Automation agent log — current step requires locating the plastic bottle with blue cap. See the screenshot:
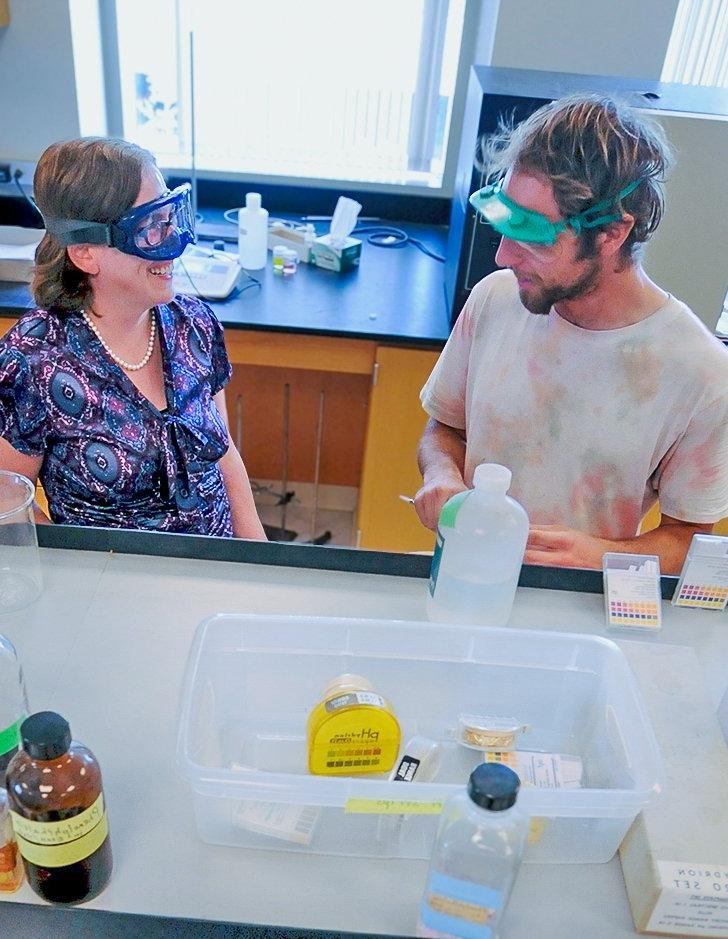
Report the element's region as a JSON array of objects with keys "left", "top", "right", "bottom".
[{"left": 427, "top": 463, "right": 528, "bottom": 627}]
